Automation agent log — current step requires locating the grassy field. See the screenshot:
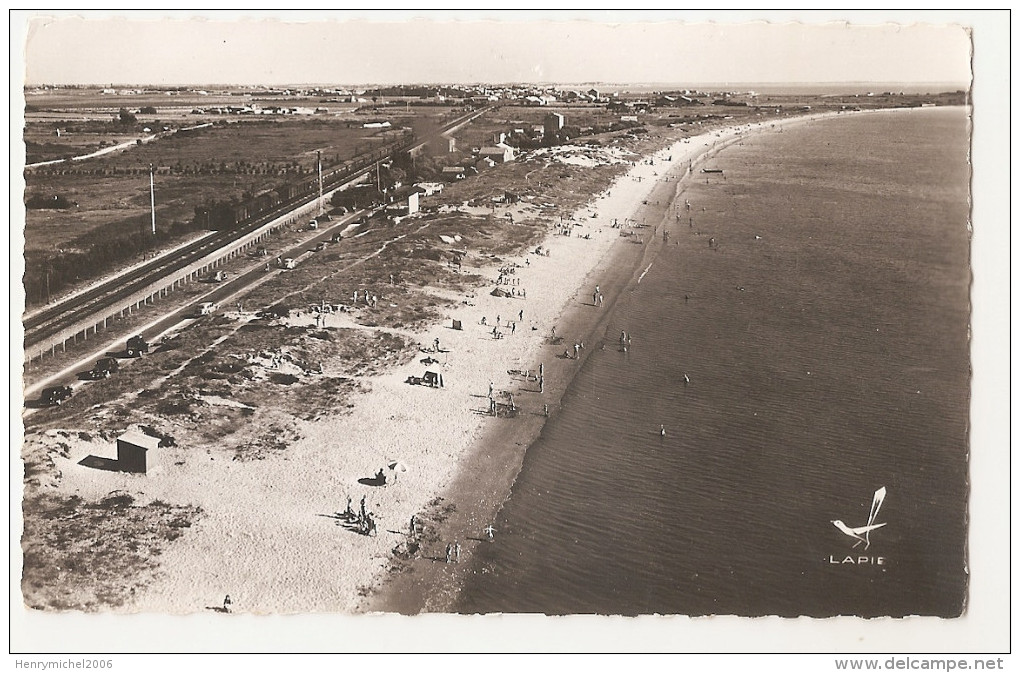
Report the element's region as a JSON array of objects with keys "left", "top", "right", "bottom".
[{"left": 21, "top": 113, "right": 410, "bottom": 304}]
